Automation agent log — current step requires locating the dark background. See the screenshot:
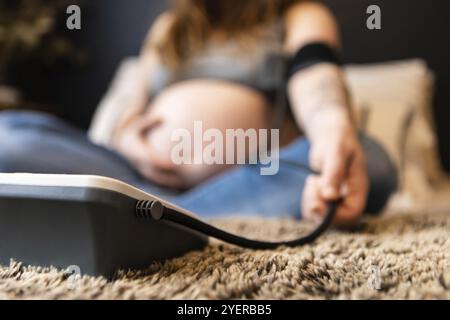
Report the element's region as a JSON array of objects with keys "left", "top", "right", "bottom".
[{"left": 8, "top": 0, "right": 450, "bottom": 172}]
